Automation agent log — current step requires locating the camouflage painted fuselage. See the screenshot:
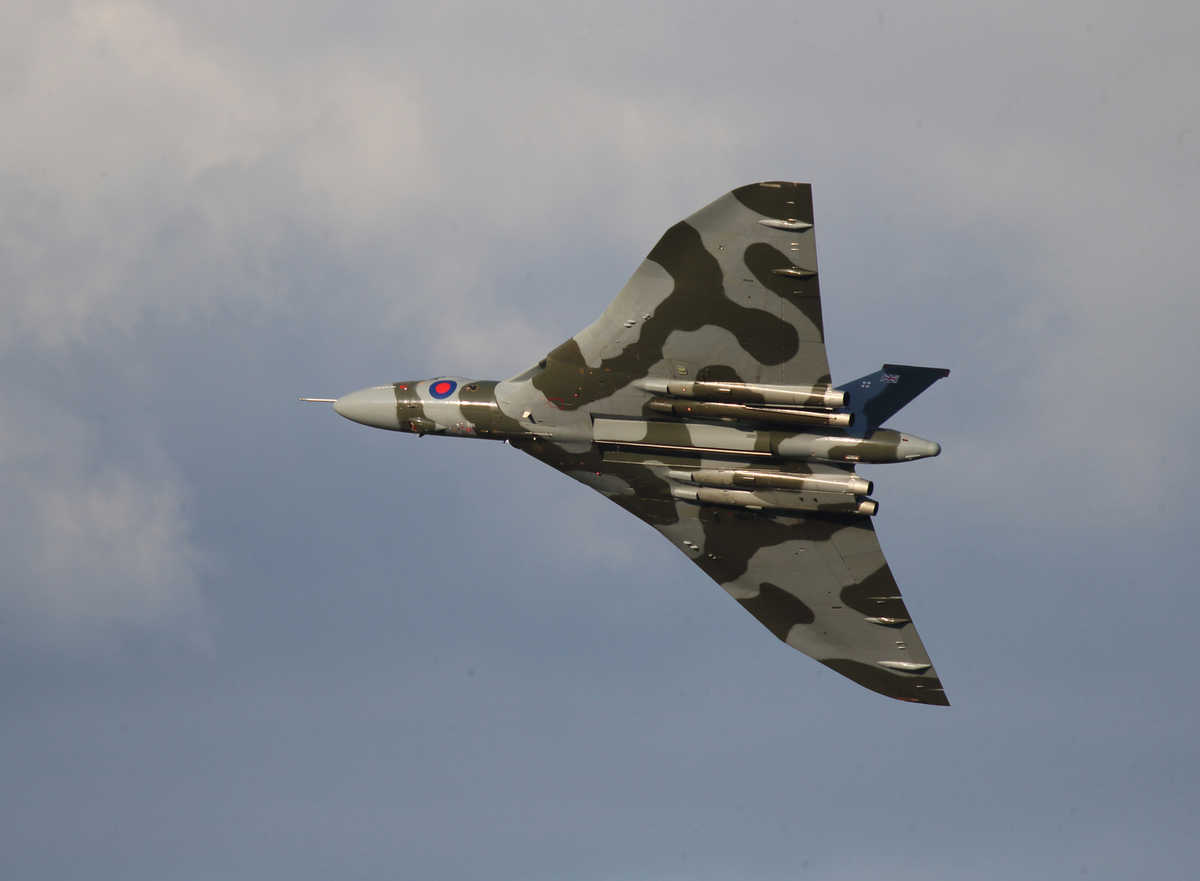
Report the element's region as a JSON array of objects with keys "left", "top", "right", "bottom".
[{"left": 331, "top": 182, "right": 951, "bottom": 705}]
